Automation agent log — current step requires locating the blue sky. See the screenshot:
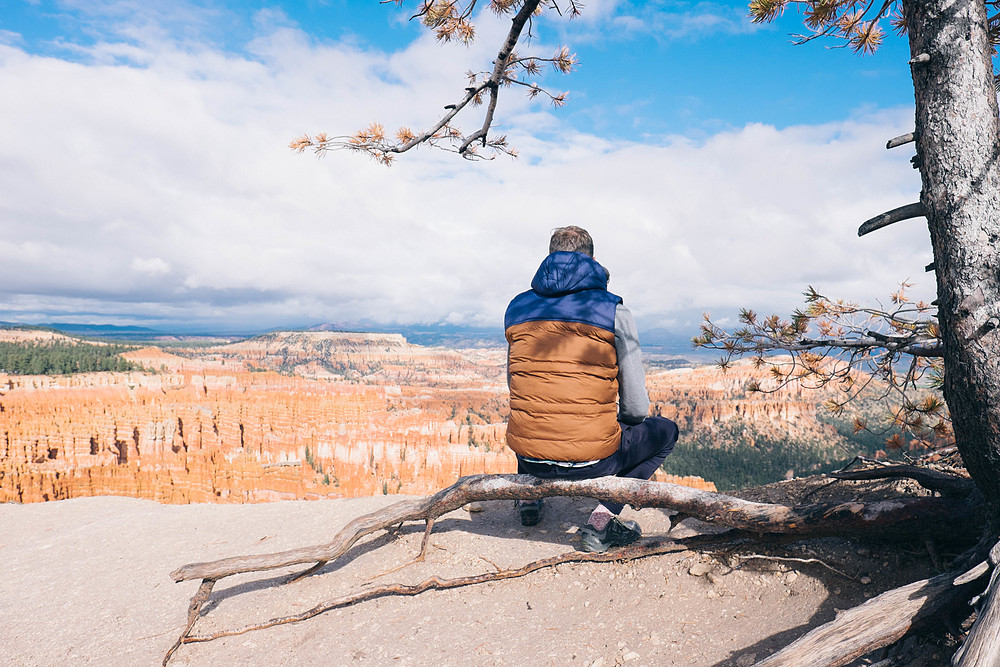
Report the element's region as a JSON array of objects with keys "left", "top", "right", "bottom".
[{"left": 0, "top": 1, "right": 929, "bottom": 335}]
